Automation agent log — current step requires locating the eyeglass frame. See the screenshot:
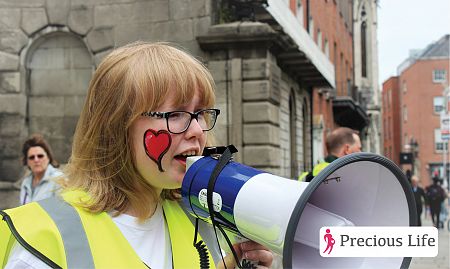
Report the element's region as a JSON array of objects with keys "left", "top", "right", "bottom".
[{"left": 141, "top": 108, "right": 220, "bottom": 134}]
